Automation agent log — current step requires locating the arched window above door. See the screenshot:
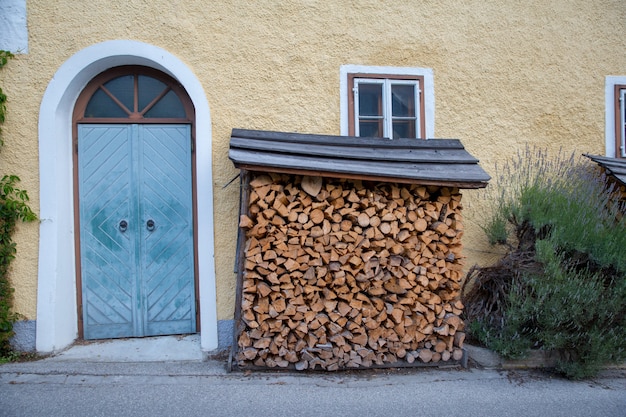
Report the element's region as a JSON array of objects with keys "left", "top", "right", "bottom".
[{"left": 74, "top": 66, "right": 194, "bottom": 123}]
